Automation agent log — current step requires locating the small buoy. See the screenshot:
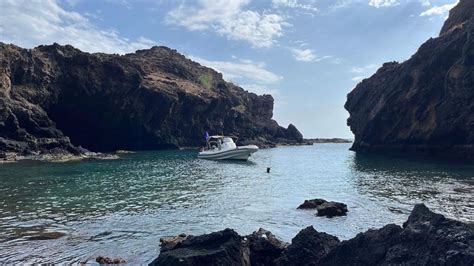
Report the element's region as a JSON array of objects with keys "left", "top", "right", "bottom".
[{"left": 266, "top": 167, "right": 271, "bottom": 173}]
